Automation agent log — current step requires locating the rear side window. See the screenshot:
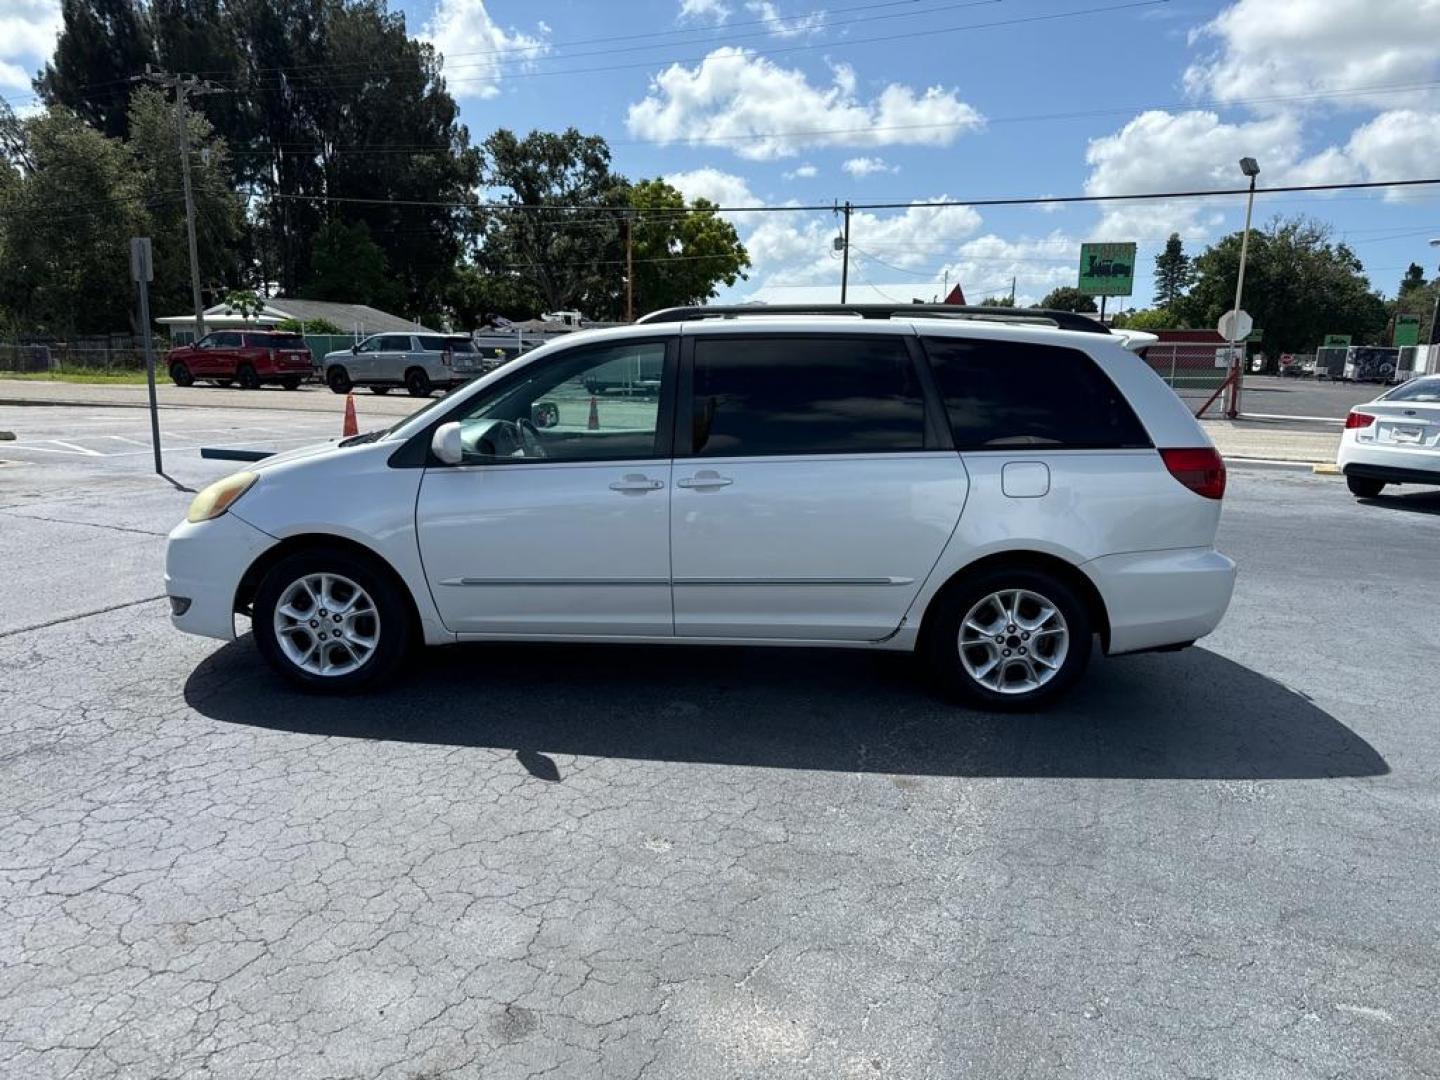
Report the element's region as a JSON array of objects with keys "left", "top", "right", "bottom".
[
  {"left": 418, "top": 335, "right": 452, "bottom": 351},
  {"left": 923, "top": 337, "right": 1151, "bottom": 450},
  {"left": 689, "top": 335, "right": 927, "bottom": 457}
]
